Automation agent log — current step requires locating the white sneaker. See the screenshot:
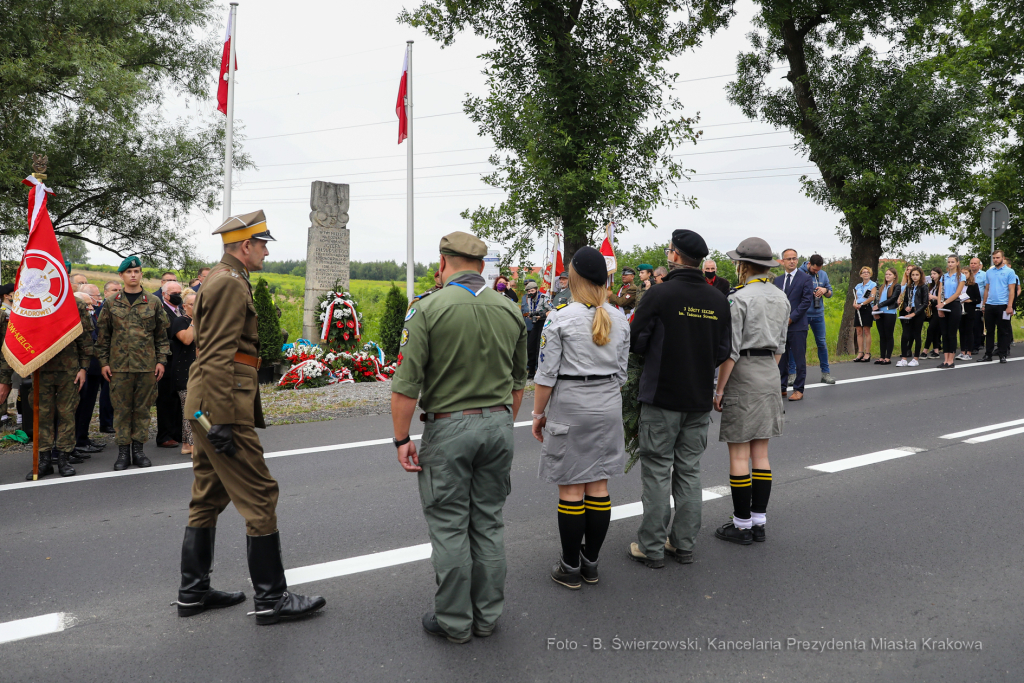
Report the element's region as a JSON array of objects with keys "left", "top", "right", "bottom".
[
  {"left": 895, "top": 359, "right": 908, "bottom": 367},
  {"left": 908, "top": 359, "right": 919, "bottom": 367}
]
